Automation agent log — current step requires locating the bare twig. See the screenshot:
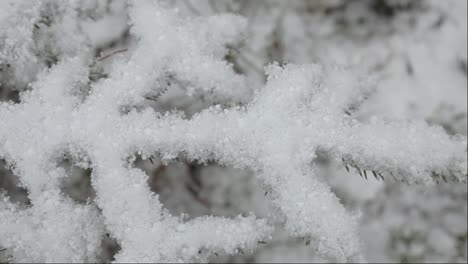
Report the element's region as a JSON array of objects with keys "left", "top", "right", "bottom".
[{"left": 97, "top": 48, "right": 128, "bottom": 61}]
